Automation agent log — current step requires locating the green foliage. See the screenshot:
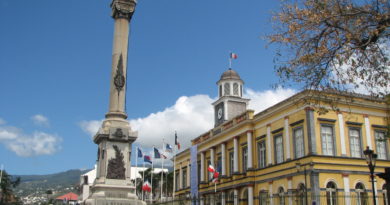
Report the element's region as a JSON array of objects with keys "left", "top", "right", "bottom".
[{"left": 0, "top": 170, "right": 21, "bottom": 204}]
